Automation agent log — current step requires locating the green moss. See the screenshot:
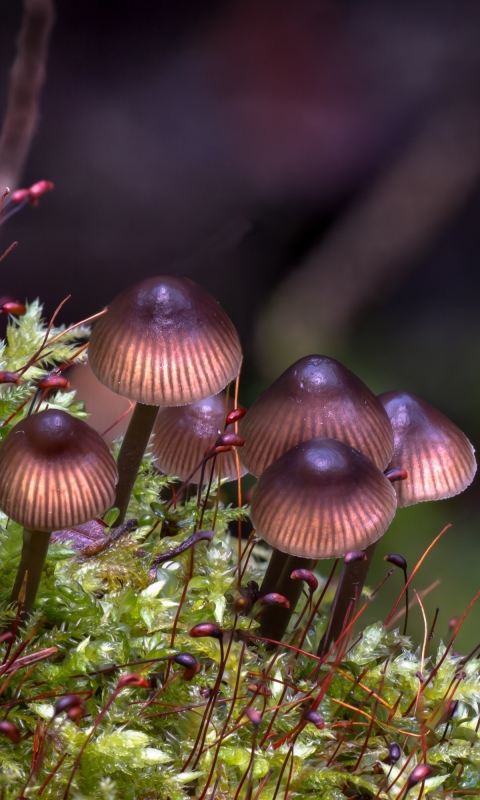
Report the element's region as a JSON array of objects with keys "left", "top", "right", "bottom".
[{"left": 0, "top": 304, "right": 477, "bottom": 799}]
